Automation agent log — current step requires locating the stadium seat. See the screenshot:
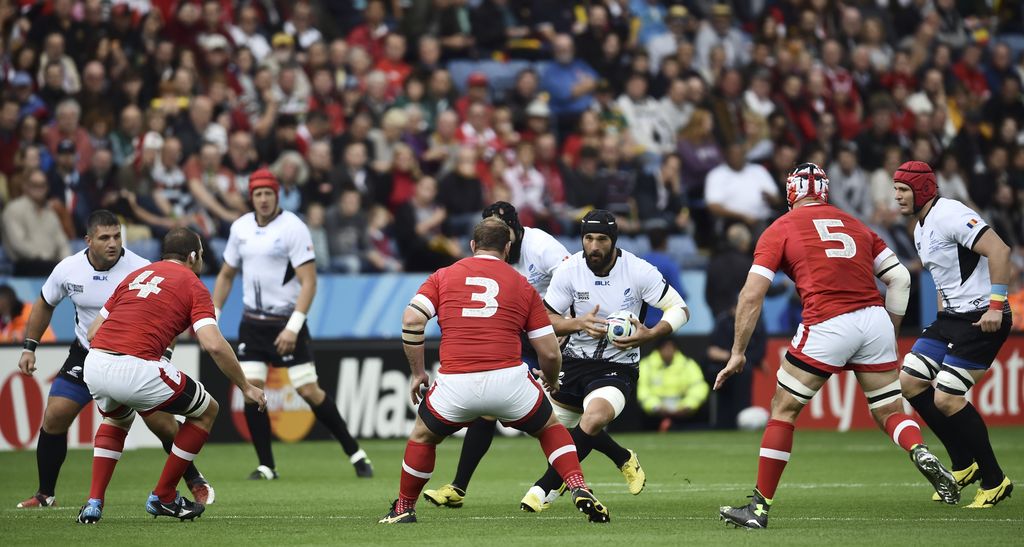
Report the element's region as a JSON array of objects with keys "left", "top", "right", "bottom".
[
  {"left": 128, "top": 238, "right": 162, "bottom": 263},
  {"left": 0, "top": 247, "right": 12, "bottom": 276}
]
